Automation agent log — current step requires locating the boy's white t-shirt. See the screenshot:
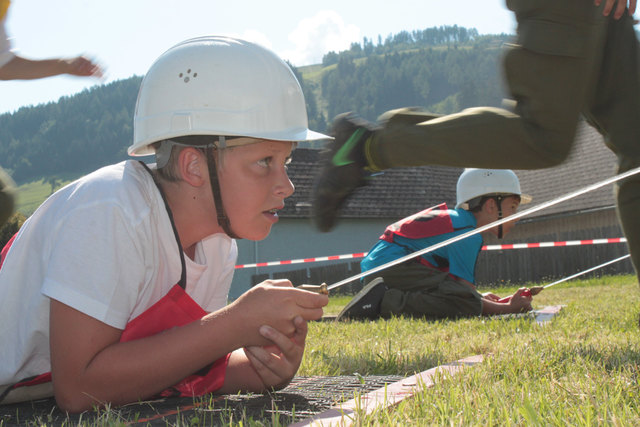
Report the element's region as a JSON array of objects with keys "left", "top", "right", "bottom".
[{"left": 0, "top": 160, "right": 237, "bottom": 386}]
